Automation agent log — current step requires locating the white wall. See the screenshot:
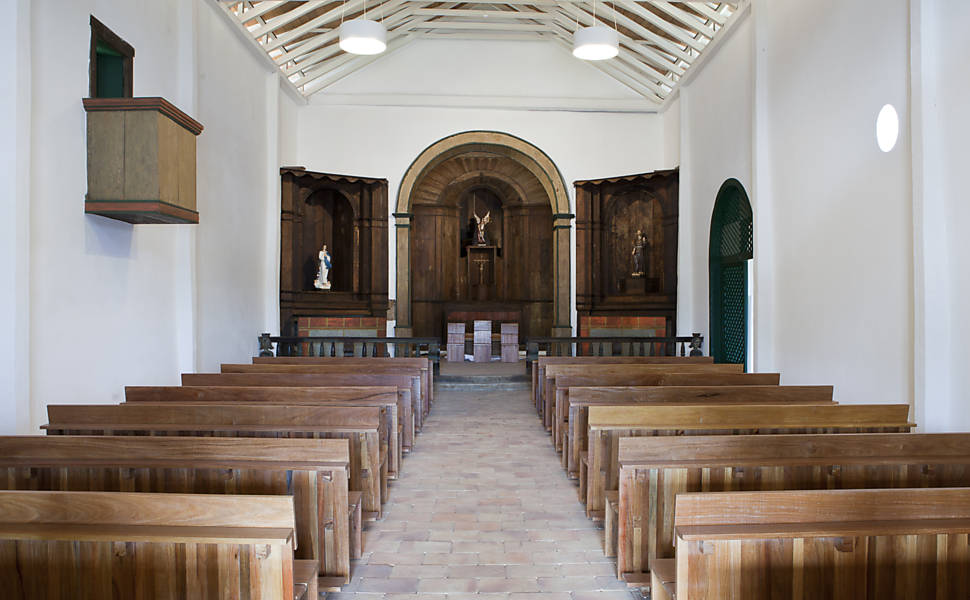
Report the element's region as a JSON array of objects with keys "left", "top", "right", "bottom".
[
  {"left": 916, "top": 0, "right": 970, "bottom": 431},
  {"left": 760, "top": 0, "right": 913, "bottom": 405},
  {"left": 298, "top": 39, "right": 666, "bottom": 316},
  {"left": 675, "top": 15, "right": 754, "bottom": 342},
  {"left": 0, "top": 0, "right": 32, "bottom": 434},
  {"left": 16, "top": 0, "right": 286, "bottom": 431}
]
